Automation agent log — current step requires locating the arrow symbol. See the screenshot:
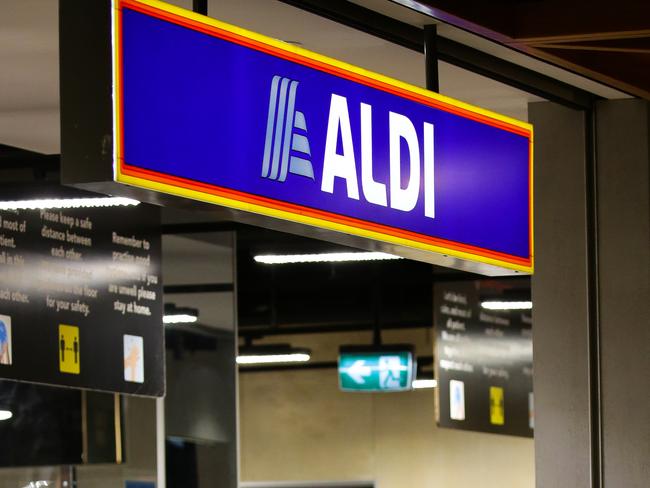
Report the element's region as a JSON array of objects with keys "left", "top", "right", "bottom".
[{"left": 345, "top": 360, "right": 372, "bottom": 384}]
